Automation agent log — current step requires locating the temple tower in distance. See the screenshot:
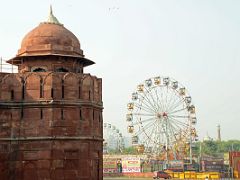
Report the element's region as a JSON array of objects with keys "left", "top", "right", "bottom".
[
  {"left": 217, "top": 124, "right": 221, "bottom": 142},
  {"left": 0, "top": 7, "right": 103, "bottom": 180}
]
